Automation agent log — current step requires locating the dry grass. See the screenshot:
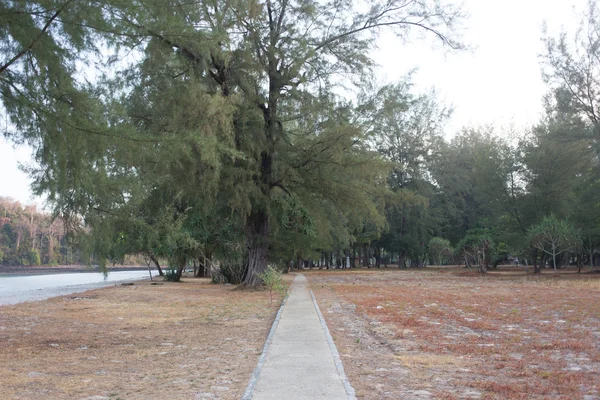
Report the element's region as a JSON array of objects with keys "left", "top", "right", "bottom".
[
  {"left": 307, "top": 268, "right": 600, "bottom": 399},
  {"left": 0, "top": 278, "right": 285, "bottom": 400}
]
